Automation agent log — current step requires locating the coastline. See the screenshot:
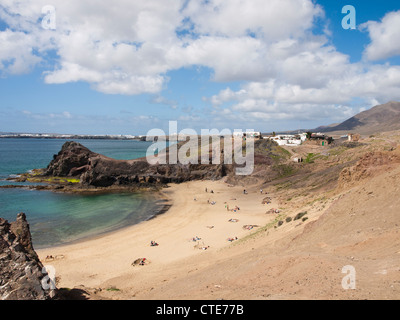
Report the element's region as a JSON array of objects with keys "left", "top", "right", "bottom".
[
  {"left": 36, "top": 179, "right": 277, "bottom": 294},
  {"left": 34, "top": 191, "right": 172, "bottom": 251}
]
